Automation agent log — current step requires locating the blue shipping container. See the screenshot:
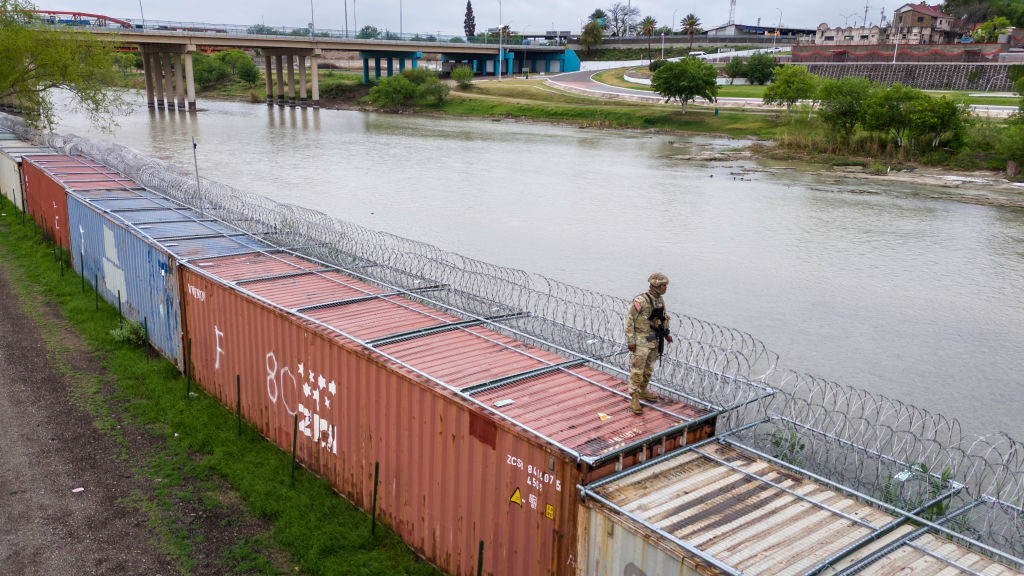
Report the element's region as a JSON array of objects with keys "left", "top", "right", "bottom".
[{"left": 68, "top": 189, "right": 271, "bottom": 369}]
